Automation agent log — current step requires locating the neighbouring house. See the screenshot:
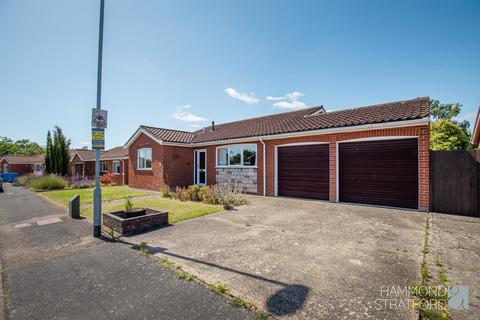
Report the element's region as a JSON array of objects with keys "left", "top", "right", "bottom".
[
  {"left": 125, "top": 97, "right": 430, "bottom": 211},
  {"left": 69, "top": 147, "right": 129, "bottom": 185},
  {"left": 471, "top": 106, "right": 480, "bottom": 148},
  {"left": 0, "top": 155, "right": 45, "bottom": 176}
]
